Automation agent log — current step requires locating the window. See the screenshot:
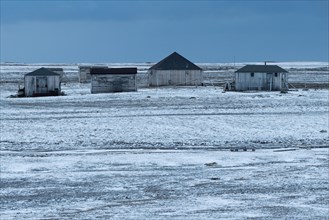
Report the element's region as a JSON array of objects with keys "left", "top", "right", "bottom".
[
  {"left": 251, "top": 72, "right": 254, "bottom": 77},
  {"left": 275, "top": 73, "right": 278, "bottom": 77}
]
